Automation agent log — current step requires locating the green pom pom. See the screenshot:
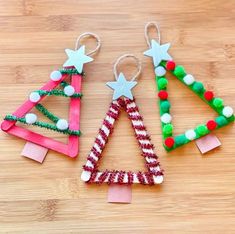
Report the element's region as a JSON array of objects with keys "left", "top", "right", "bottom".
[
  {"left": 163, "top": 124, "right": 173, "bottom": 135},
  {"left": 175, "top": 135, "right": 187, "bottom": 146},
  {"left": 196, "top": 125, "right": 208, "bottom": 136},
  {"left": 173, "top": 65, "right": 186, "bottom": 78},
  {"left": 192, "top": 82, "right": 204, "bottom": 93},
  {"left": 157, "top": 78, "right": 168, "bottom": 89},
  {"left": 213, "top": 98, "right": 224, "bottom": 108},
  {"left": 215, "top": 116, "right": 228, "bottom": 127},
  {"left": 160, "top": 101, "right": 171, "bottom": 112}
]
